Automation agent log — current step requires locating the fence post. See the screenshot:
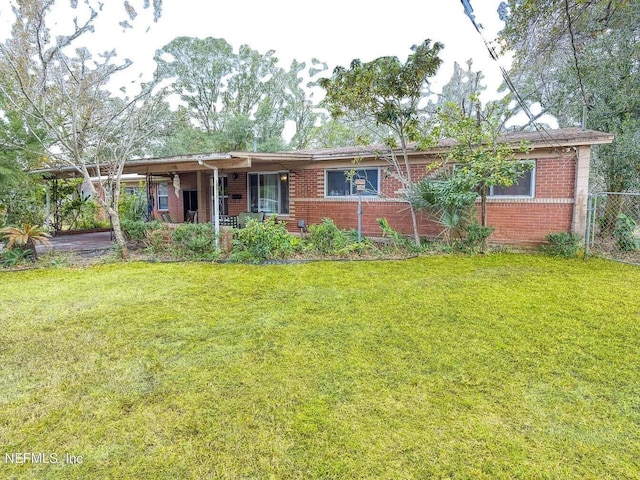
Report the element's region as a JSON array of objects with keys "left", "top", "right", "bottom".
[{"left": 584, "top": 193, "right": 593, "bottom": 259}]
